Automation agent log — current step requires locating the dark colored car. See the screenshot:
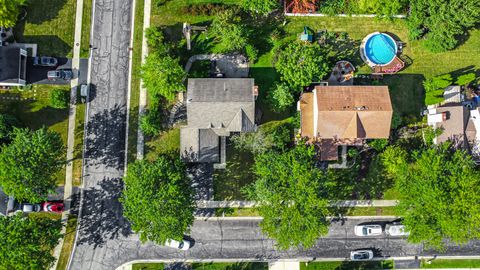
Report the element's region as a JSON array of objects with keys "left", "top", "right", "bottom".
[
  {"left": 47, "top": 69, "right": 73, "bottom": 80},
  {"left": 42, "top": 201, "right": 64, "bottom": 213},
  {"left": 33, "top": 56, "right": 58, "bottom": 67}
]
